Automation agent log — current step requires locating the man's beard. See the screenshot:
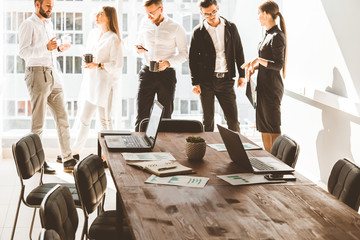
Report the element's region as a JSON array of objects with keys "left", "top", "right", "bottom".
[
  {"left": 39, "top": 6, "right": 51, "bottom": 19},
  {"left": 152, "top": 14, "right": 162, "bottom": 25}
]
